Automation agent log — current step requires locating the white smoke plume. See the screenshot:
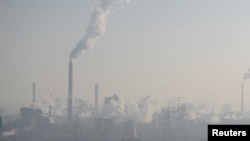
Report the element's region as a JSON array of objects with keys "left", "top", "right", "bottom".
[
  {"left": 1, "top": 129, "right": 16, "bottom": 137},
  {"left": 75, "top": 99, "right": 92, "bottom": 119},
  {"left": 70, "top": 0, "right": 132, "bottom": 60},
  {"left": 35, "top": 93, "right": 54, "bottom": 115},
  {"left": 102, "top": 95, "right": 126, "bottom": 122},
  {"left": 100, "top": 95, "right": 243, "bottom": 125},
  {"left": 101, "top": 95, "right": 163, "bottom": 124},
  {"left": 126, "top": 96, "right": 163, "bottom": 123}
]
